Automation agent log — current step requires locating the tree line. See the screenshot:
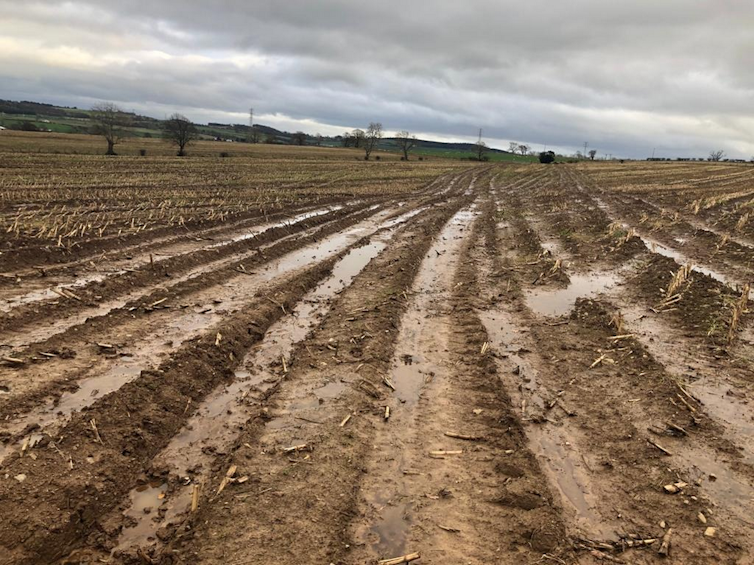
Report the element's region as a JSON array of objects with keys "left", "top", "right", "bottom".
[
  {"left": 92, "top": 102, "right": 197, "bottom": 156},
  {"left": 90, "top": 104, "right": 398, "bottom": 160}
]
